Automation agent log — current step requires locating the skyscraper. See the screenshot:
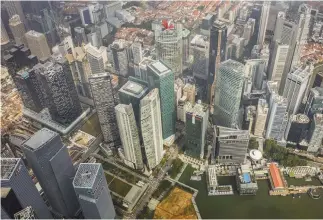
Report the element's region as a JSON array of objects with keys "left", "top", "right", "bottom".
[
  {"left": 213, "top": 126, "right": 249, "bottom": 164},
  {"left": 307, "top": 113, "right": 323, "bottom": 153},
  {"left": 140, "top": 88, "right": 164, "bottom": 170},
  {"left": 9, "top": 15, "right": 27, "bottom": 46},
  {"left": 22, "top": 128, "right": 80, "bottom": 217},
  {"left": 305, "top": 87, "right": 323, "bottom": 117},
  {"left": 283, "top": 65, "right": 310, "bottom": 115},
  {"left": 1, "top": 158, "right": 52, "bottom": 219},
  {"left": 155, "top": 19, "right": 183, "bottom": 77},
  {"left": 132, "top": 42, "right": 143, "bottom": 65},
  {"left": 118, "top": 78, "right": 149, "bottom": 125},
  {"left": 182, "top": 28, "right": 191, "bottom": 67},
  {"left": 147, "top": 60, "right": 175, "bottom": 142},
  {"left": 110, "top": 39, "right": 130, "bottom": 77},
  {"left": 208, "top": 20, "right": 227, "bottom": 103},
  {"left": 257, "top": 1, "right": 270, "bottom": 45},
  {"left": 3, "top": 1, "right": 27, "bottom": 28},
  {"left": 73, "top": 163, "right": 115, "bottom": 219},
  {"left": 115, "top": 104, "right": 144, "bottom": 170},
  {"left": 25, "top": 30, "right": 51, "bottom": 61},
  {"left": 34, "top": 61, "right": 82, "bottom": 124},
  {"left": 267, "top": 42, "right": 289, "bottom": 88},
  {"left": 254, "top": 99, "right": 268, "bottom": 137},
  {"left": 1, "top": 19, "right": 9, "bottom": 45},
  {"left": 89, "top": 73, "right": 120, "bottom": 145},
  {"left": 285, "top": 114, "right": 310, "bottom": 143},
  {"left": 185, "top": 101, "right": 209, "bottom": 159},
  {"left": 74, "top": 27, "right": 88, "bottom": 46},
  {"left": 214, "top": 59, "right": 244, "bottom": 128},
  {"left": 244, "top": 59, "right": 267, "bottom": 90},
  {"left": 85, "top": 44, "right": 107, "bottom": 74}
]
